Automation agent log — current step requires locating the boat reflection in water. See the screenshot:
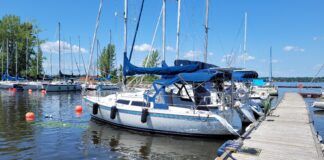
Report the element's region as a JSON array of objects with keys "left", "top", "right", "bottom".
[{"left": 83, "top": 119, "right": 225, "bottom": 160}]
